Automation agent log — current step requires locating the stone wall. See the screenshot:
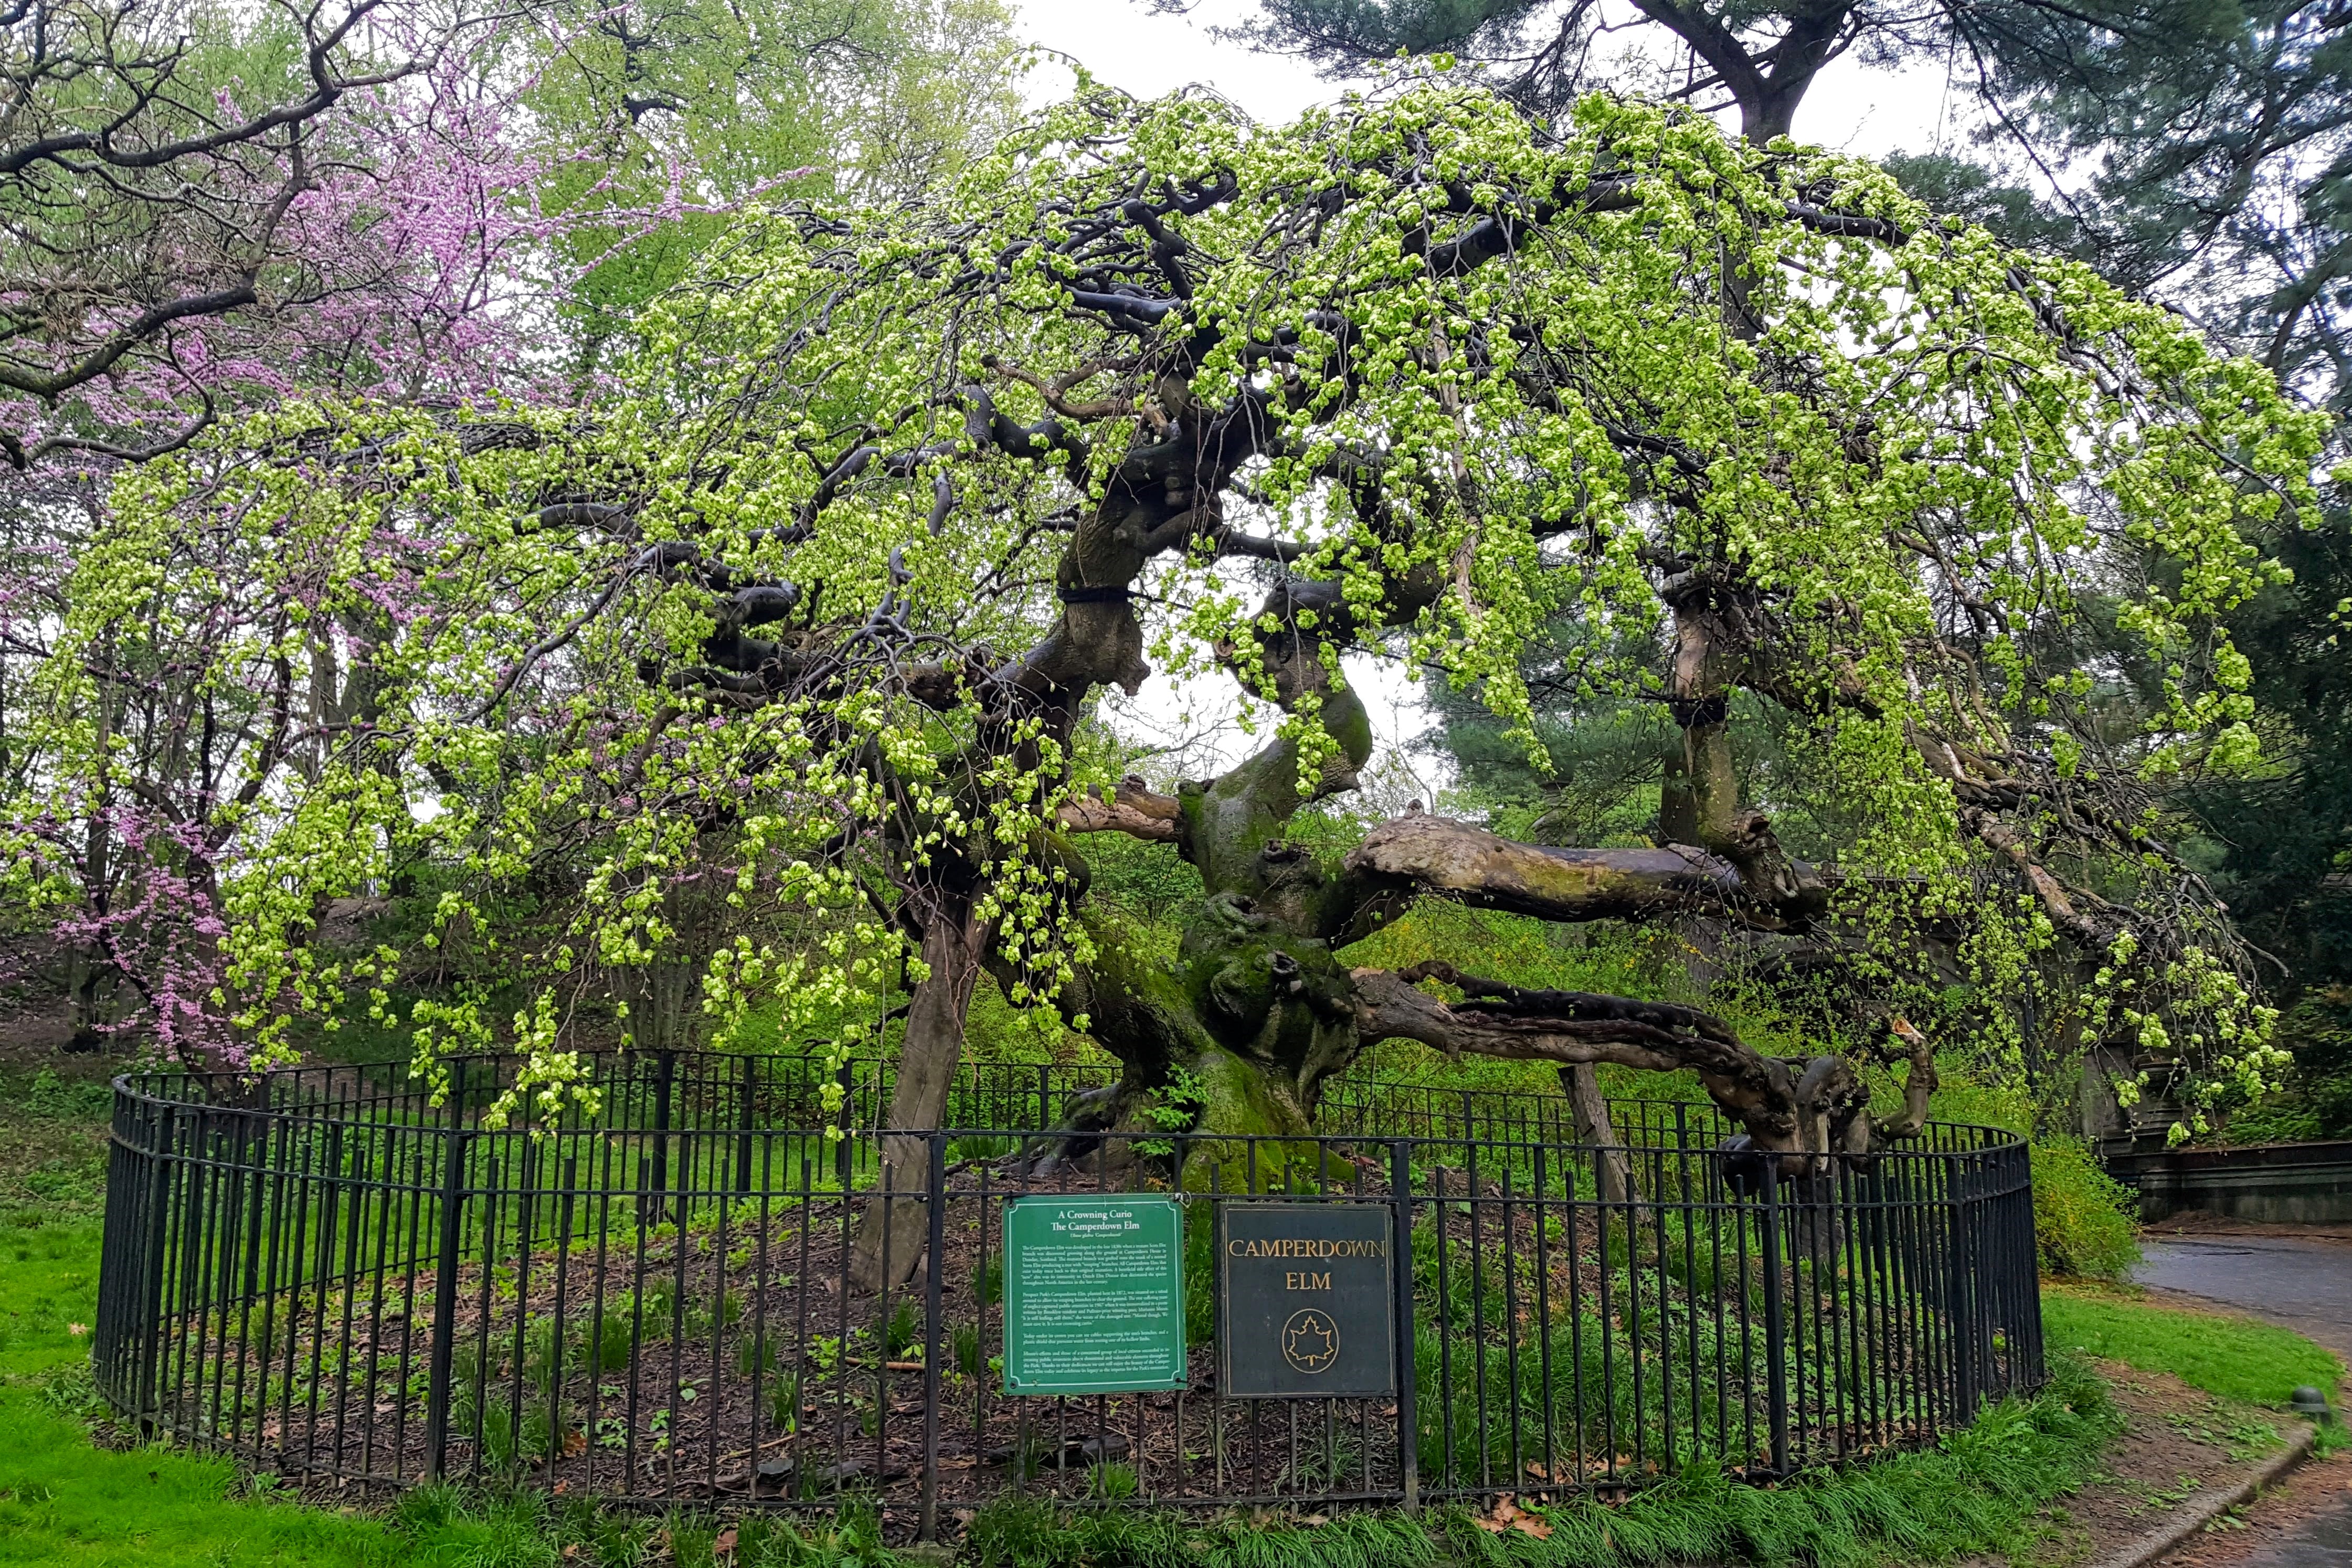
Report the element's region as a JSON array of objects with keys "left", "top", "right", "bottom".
[{"left": 2104, "top": 1140, "right": 2352, "bottom": 1225}]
